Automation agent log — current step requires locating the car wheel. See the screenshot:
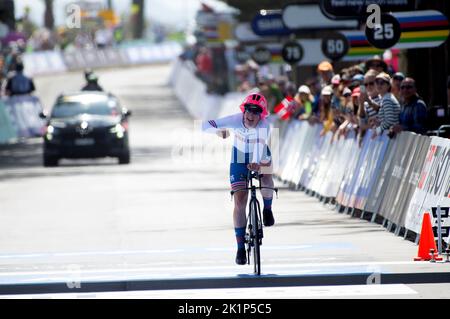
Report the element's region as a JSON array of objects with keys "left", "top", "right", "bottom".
[
  {"left": 118, "top": 152, "right": 130, "bottom": 165},
  {"left": 44, "top": 156, "right": 59, "bottom": 167}
]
